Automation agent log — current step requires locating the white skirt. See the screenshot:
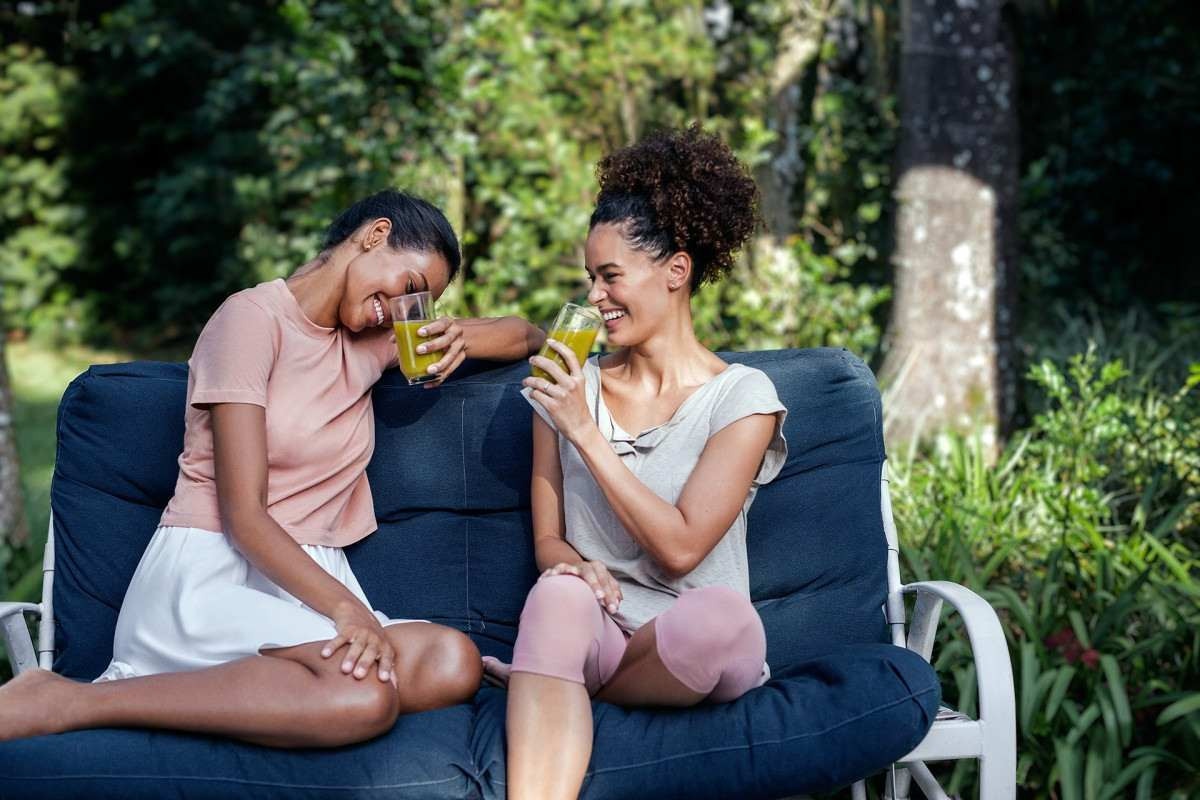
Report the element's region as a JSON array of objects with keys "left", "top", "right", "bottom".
[{"left": 96, "top": 526, "right": 421, "bottom": 682}]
